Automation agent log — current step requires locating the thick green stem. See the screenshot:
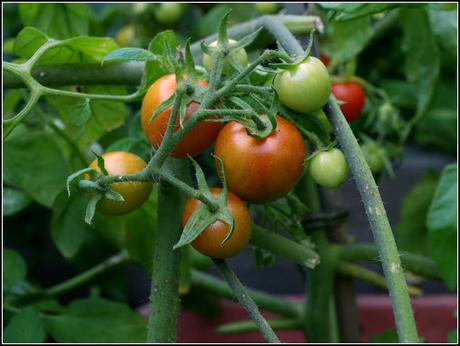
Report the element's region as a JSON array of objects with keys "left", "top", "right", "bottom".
[
  {"left": 336, "top": 262, "right": 422, "bottom": 297},
  {"left": 212, "top": 259, "right": 281, "bottom": 343},
  {"left": 323, "top": 96, "right": 419, "bottom": 342},
  {"left": 147, "top": 159, "right": 190, "bottom": 343},
  {"left": 250, "top": 224, "right": 319, "bottom": 269},
  {"left": 190, "top": 269, "right": 302, "bottom": 318},
  {"left": 339, "top": 243, "right": 440, "bottom": 280},
  {"left": 217, "top": 318, "right": 301, "bottom": 335}
]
